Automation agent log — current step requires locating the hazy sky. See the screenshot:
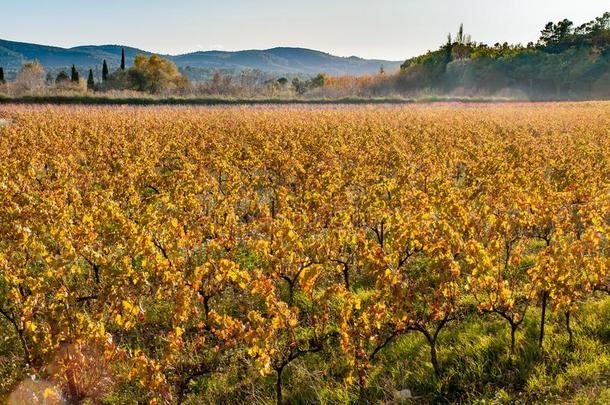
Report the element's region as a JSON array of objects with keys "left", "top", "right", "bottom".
[{"left": 1, "top": 1, "right": 607, "bottom": 60}]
